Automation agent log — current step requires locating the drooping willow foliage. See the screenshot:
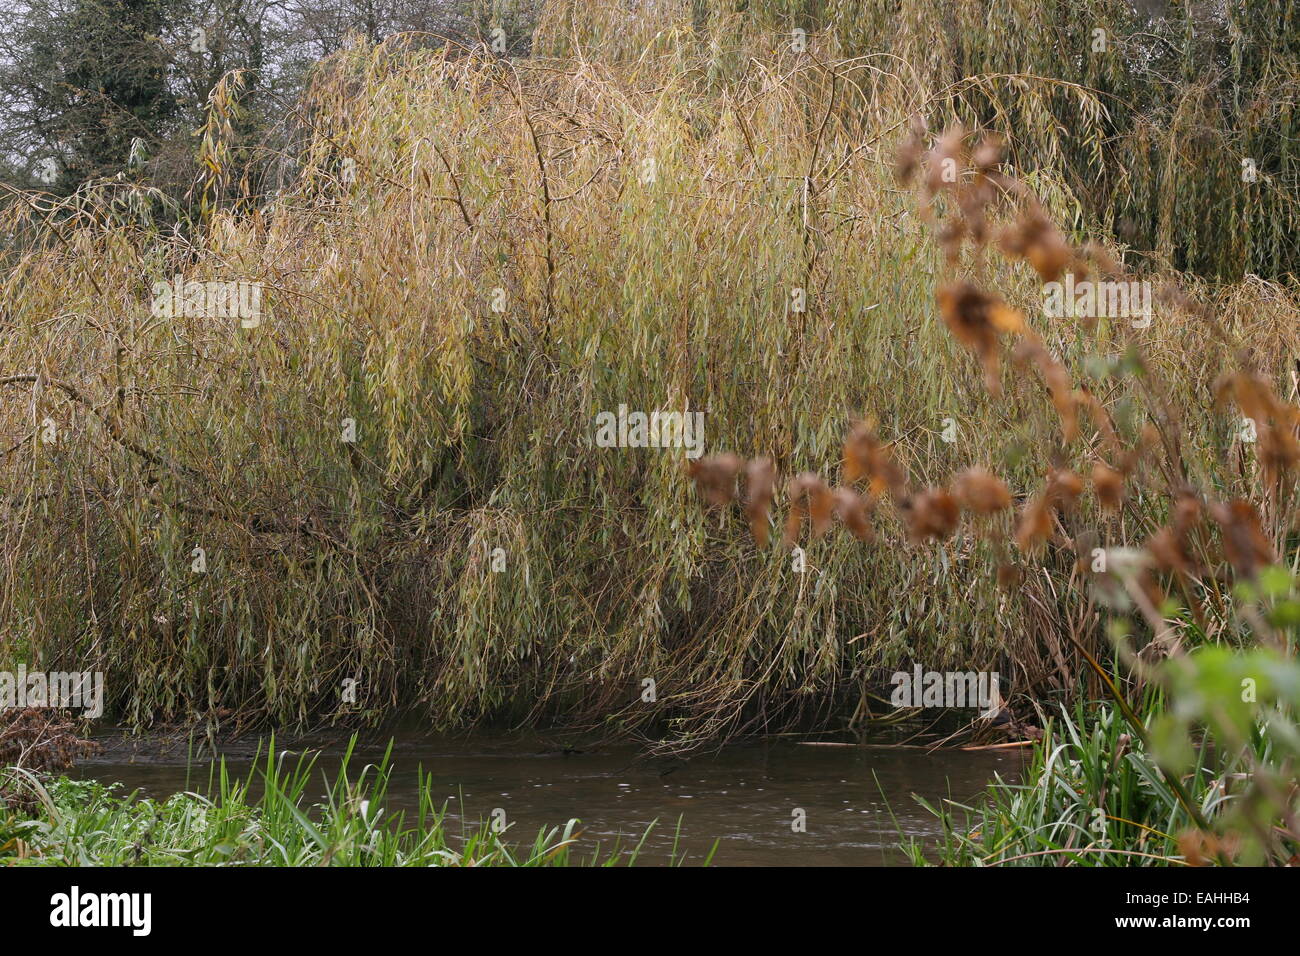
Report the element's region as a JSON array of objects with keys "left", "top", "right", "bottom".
[
  {"left": 540, "top": 0, "right": 1300, "bottom": 281},
  {"left": 1, "top": 3, "right": 1297, "bottom": 748}
]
